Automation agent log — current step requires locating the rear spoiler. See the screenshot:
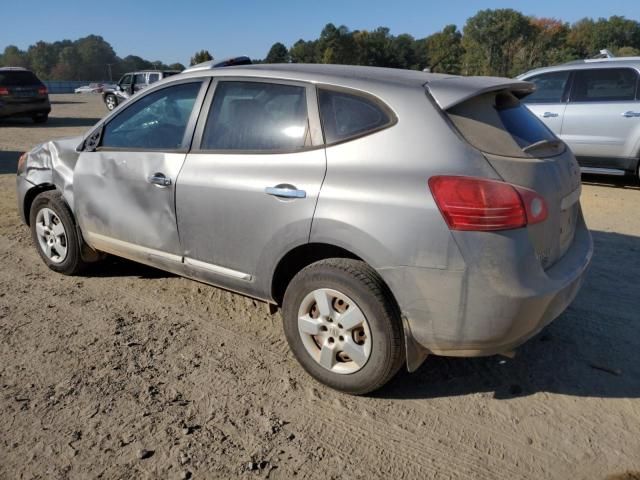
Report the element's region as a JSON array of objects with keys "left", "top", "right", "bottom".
[{"left": 425, "top": 76, "right": 535, "bottom": 110}]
